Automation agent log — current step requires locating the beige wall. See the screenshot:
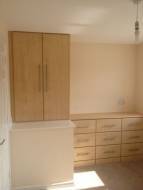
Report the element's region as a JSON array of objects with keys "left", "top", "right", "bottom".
[
  {"left": 70, "top": 42, "right": 137, "bottom": 114},
  {"left": 0, "top": 22, "right": 11, "bottom": 190},
  {"left": 136, "top": 43, "right": 143, "bottom": 112}
]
